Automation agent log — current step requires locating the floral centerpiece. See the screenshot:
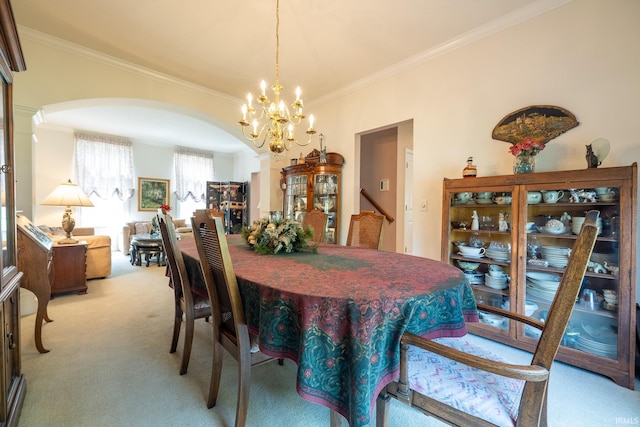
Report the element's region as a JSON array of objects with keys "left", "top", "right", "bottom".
[
  {"left": 509, "top": 137, "right": 545, "bottom": 174},
  {"left": 242, "top": 217, "right": 316, "bottom": 255}
]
